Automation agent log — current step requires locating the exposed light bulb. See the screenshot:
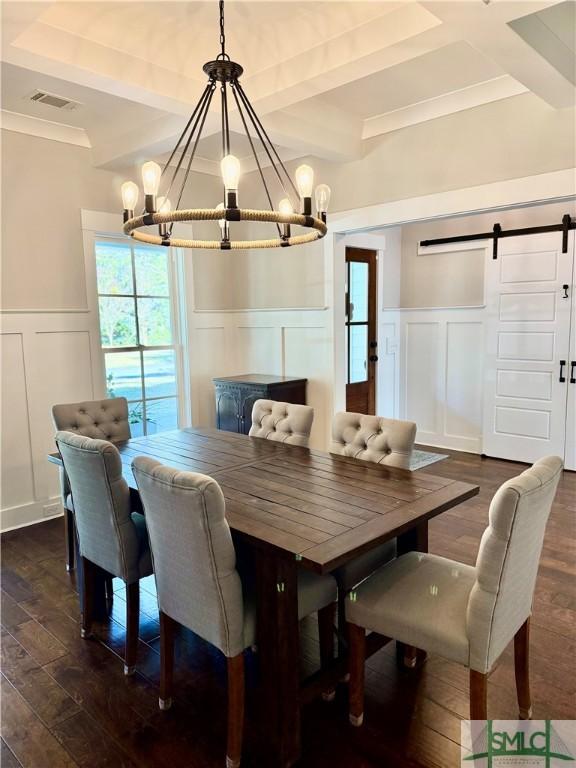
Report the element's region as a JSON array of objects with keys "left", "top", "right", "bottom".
[
  {"left": 315, "top": 184, "right": 331, "bottom": 214},
  {"left": 221, "top": 154, "right": 241, "bottom": 191},
  {"left": 295, "top": 164, "right": 314, "bottom": 199},
  {"left": 141, "top": 161, "right": 161, "bottom": 196},
  {"left": 157, "top": 196, "right": 171, "bottom": 214},
  {"left": 216, "top": 202, "right": 226, "bottom": 234},
  {"left": 121, "top": 181, "right": 139, "bottom": 212},
  {"left": 278, "top": 198, "right": 293, "bottom": 217}
]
